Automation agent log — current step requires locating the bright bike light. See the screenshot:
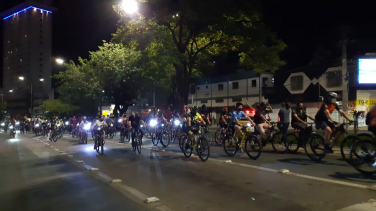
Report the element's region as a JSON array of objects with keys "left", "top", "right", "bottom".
[
  {"left": 84, "top": 123, "right": 91, "bottom": 130},
  {"left": 1, "top": 123, "right": 4, "bottom": 126},
  {"left": 162, "top": 124, "right": 164, "bottom": 127},
  {"left": 97, "top": 127, "right": 101, "bottom": 131},
  {"left": 110, "top": 124, "right": 113, "bottom": 127},
  {"left": 35, "top": 124, "right": 40, "bottom": 127},
  {"left": 118, "top": 119, "right": 122, "bottom": 123},
  {"left": 65, "top": 121, "right": 69, "bottom": 125},
  {"left": 9, "top": 126, "right": 13, "bottom": 129},
  {"left": 57, "top": 124, "right": 60, "bottom": 127},
  {"left": 174, "top": 120, "right": 180, "bottom": 126},
  {"left": 77, "top": 123, "right": 79, "bottom": 126},
  {"left": 150, "top": 119, "right": 157, "bottom": 127},
  {"left": 16, "top": 122, "right": 20, "bottom": 125},
  {"left": 246, "top": 123, "right": 251, "bottom": 127}
]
